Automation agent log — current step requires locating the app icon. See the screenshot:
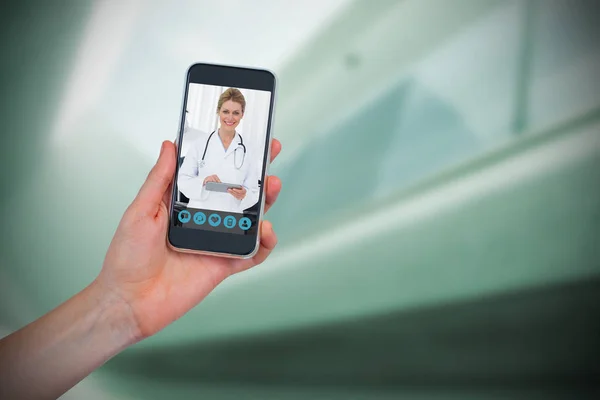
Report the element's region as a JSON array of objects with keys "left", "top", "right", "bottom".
[
  {"left": 178, "top": 210, "right": 191, "bottom": 223},
  {"left": 239, "top": 217, "right": 252, "bottom": 231},
  {"left": 193, "top": 212, "right": 206, "bottom": 225},
  {"left": 208, "top": 213, "right": 221, "bottom": 227},
  {"left": 223, "top": 215, "right": 236, "bottom": 229}
]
